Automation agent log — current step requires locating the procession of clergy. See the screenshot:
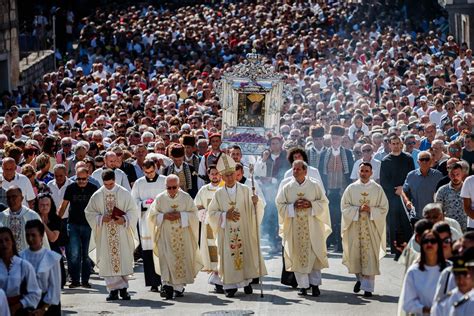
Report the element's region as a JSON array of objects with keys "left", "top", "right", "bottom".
[{"left": 81, "top": 151, "right": 389, "bottom": 301}]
